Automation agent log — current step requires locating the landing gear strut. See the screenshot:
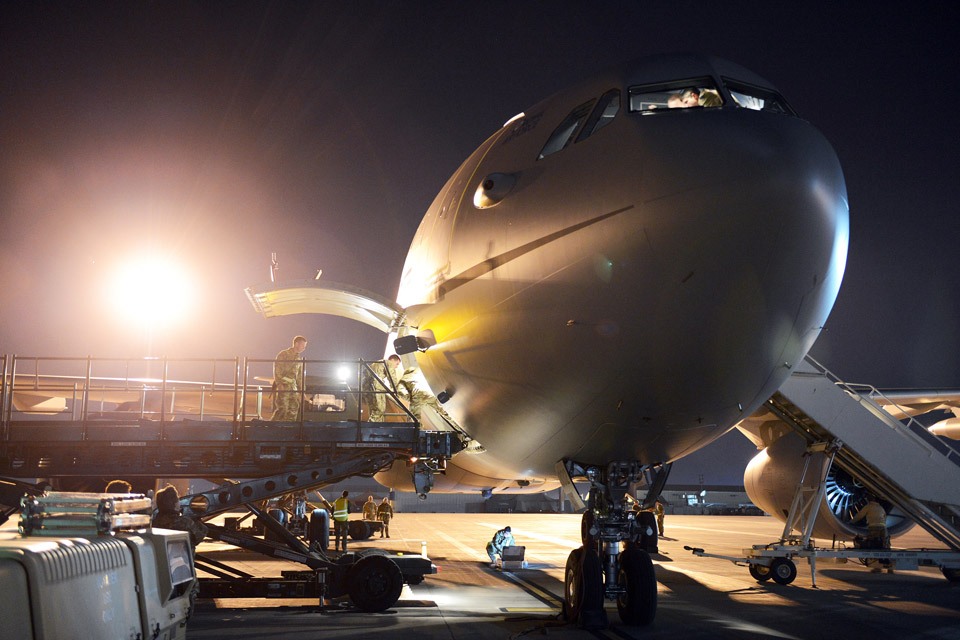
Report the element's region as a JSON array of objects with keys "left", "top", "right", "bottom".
[{"left": 559, "top": 460, "right": 668, "bottom": 628}]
